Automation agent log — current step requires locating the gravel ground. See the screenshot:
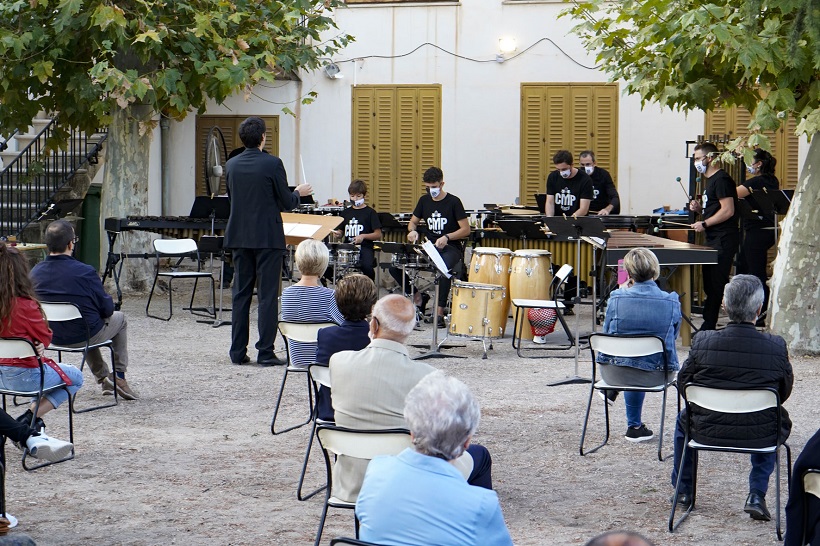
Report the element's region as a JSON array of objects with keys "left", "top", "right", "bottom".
[{"left": 4, "top": 280, "right": 817, "bottom": 546}]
